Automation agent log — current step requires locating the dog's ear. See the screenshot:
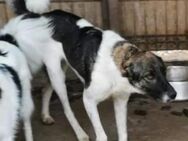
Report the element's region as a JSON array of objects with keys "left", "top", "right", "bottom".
[
  {"left": 124, "top": 45, "right": 140, "bottom": 60},
  {"left": 113, "top": 42, "right": 140, "bottom": 77}
]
